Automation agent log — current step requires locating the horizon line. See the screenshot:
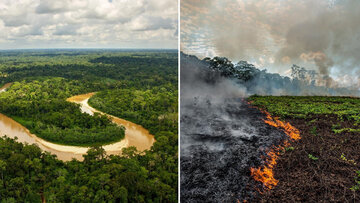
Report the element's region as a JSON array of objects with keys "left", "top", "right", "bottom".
[{"left": 0, "top": 48, "right": 178, "bottom": 51}]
